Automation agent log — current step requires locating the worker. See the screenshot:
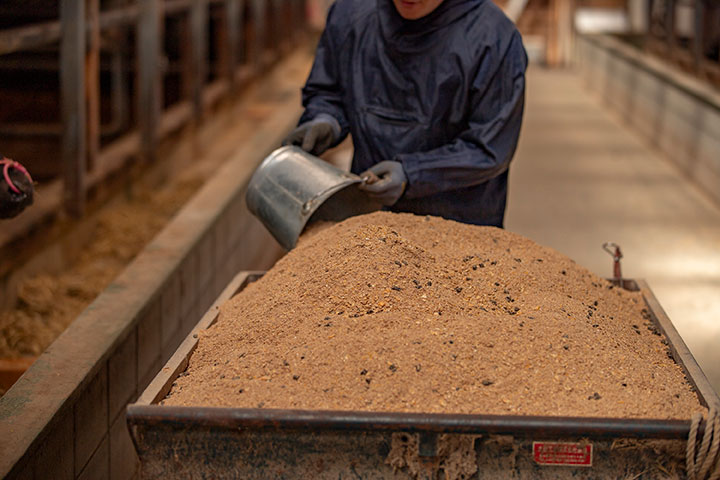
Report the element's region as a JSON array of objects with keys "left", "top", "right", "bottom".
[
  {"left": 0, "top": 156, "right": 34, "bottom": 219},
  {"left": 284, "top": 0, "right": 527, "bottom": 227}
]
